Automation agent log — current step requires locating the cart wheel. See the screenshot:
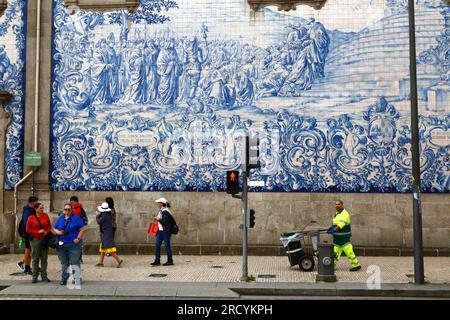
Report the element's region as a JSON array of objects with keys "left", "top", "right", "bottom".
[{"left": 299, "top": 255, "right": 315, "bottom": 272}]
